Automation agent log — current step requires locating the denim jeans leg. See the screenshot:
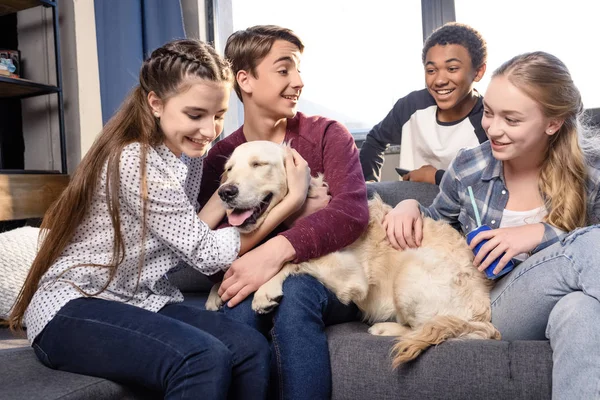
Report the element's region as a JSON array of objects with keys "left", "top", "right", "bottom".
[
  {"left": 221, "top": 295, "right": 273, "bottom": 337},
  {"left": 490, "top": 248, "right": 576, "bottom": 340},
  {"left": 490, "top": 225, "right": 600, "bottom": 398},
  {"left": 491, "top": 225, "right": 600, "bottom": 340},
  {"left": 546, "top": 291, "right": 600, "bottom": 400},
  {"left": 223, "top": 274, "right": 359, "bottom": 400},
  {"left": 160, "top": 303, "right": 270, "bottom": 400},
  {"left": 33, "top": 297, "right": 269, "bottom": 400},
  {"left": 270, "top": 275, "right": 359, "bottom": 400}
]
